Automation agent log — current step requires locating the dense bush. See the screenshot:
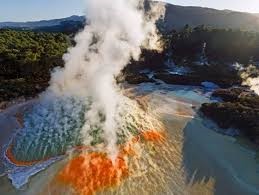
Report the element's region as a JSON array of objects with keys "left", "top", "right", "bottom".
[
  {"left": 0, "top": 29, "right": 70, "bottom": 80},
  {"left": 1, "top": 26, "right": 259, "bottom": 102},
  {"left": 164, "top": 25, "right": 259, "bottom": 64}
]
